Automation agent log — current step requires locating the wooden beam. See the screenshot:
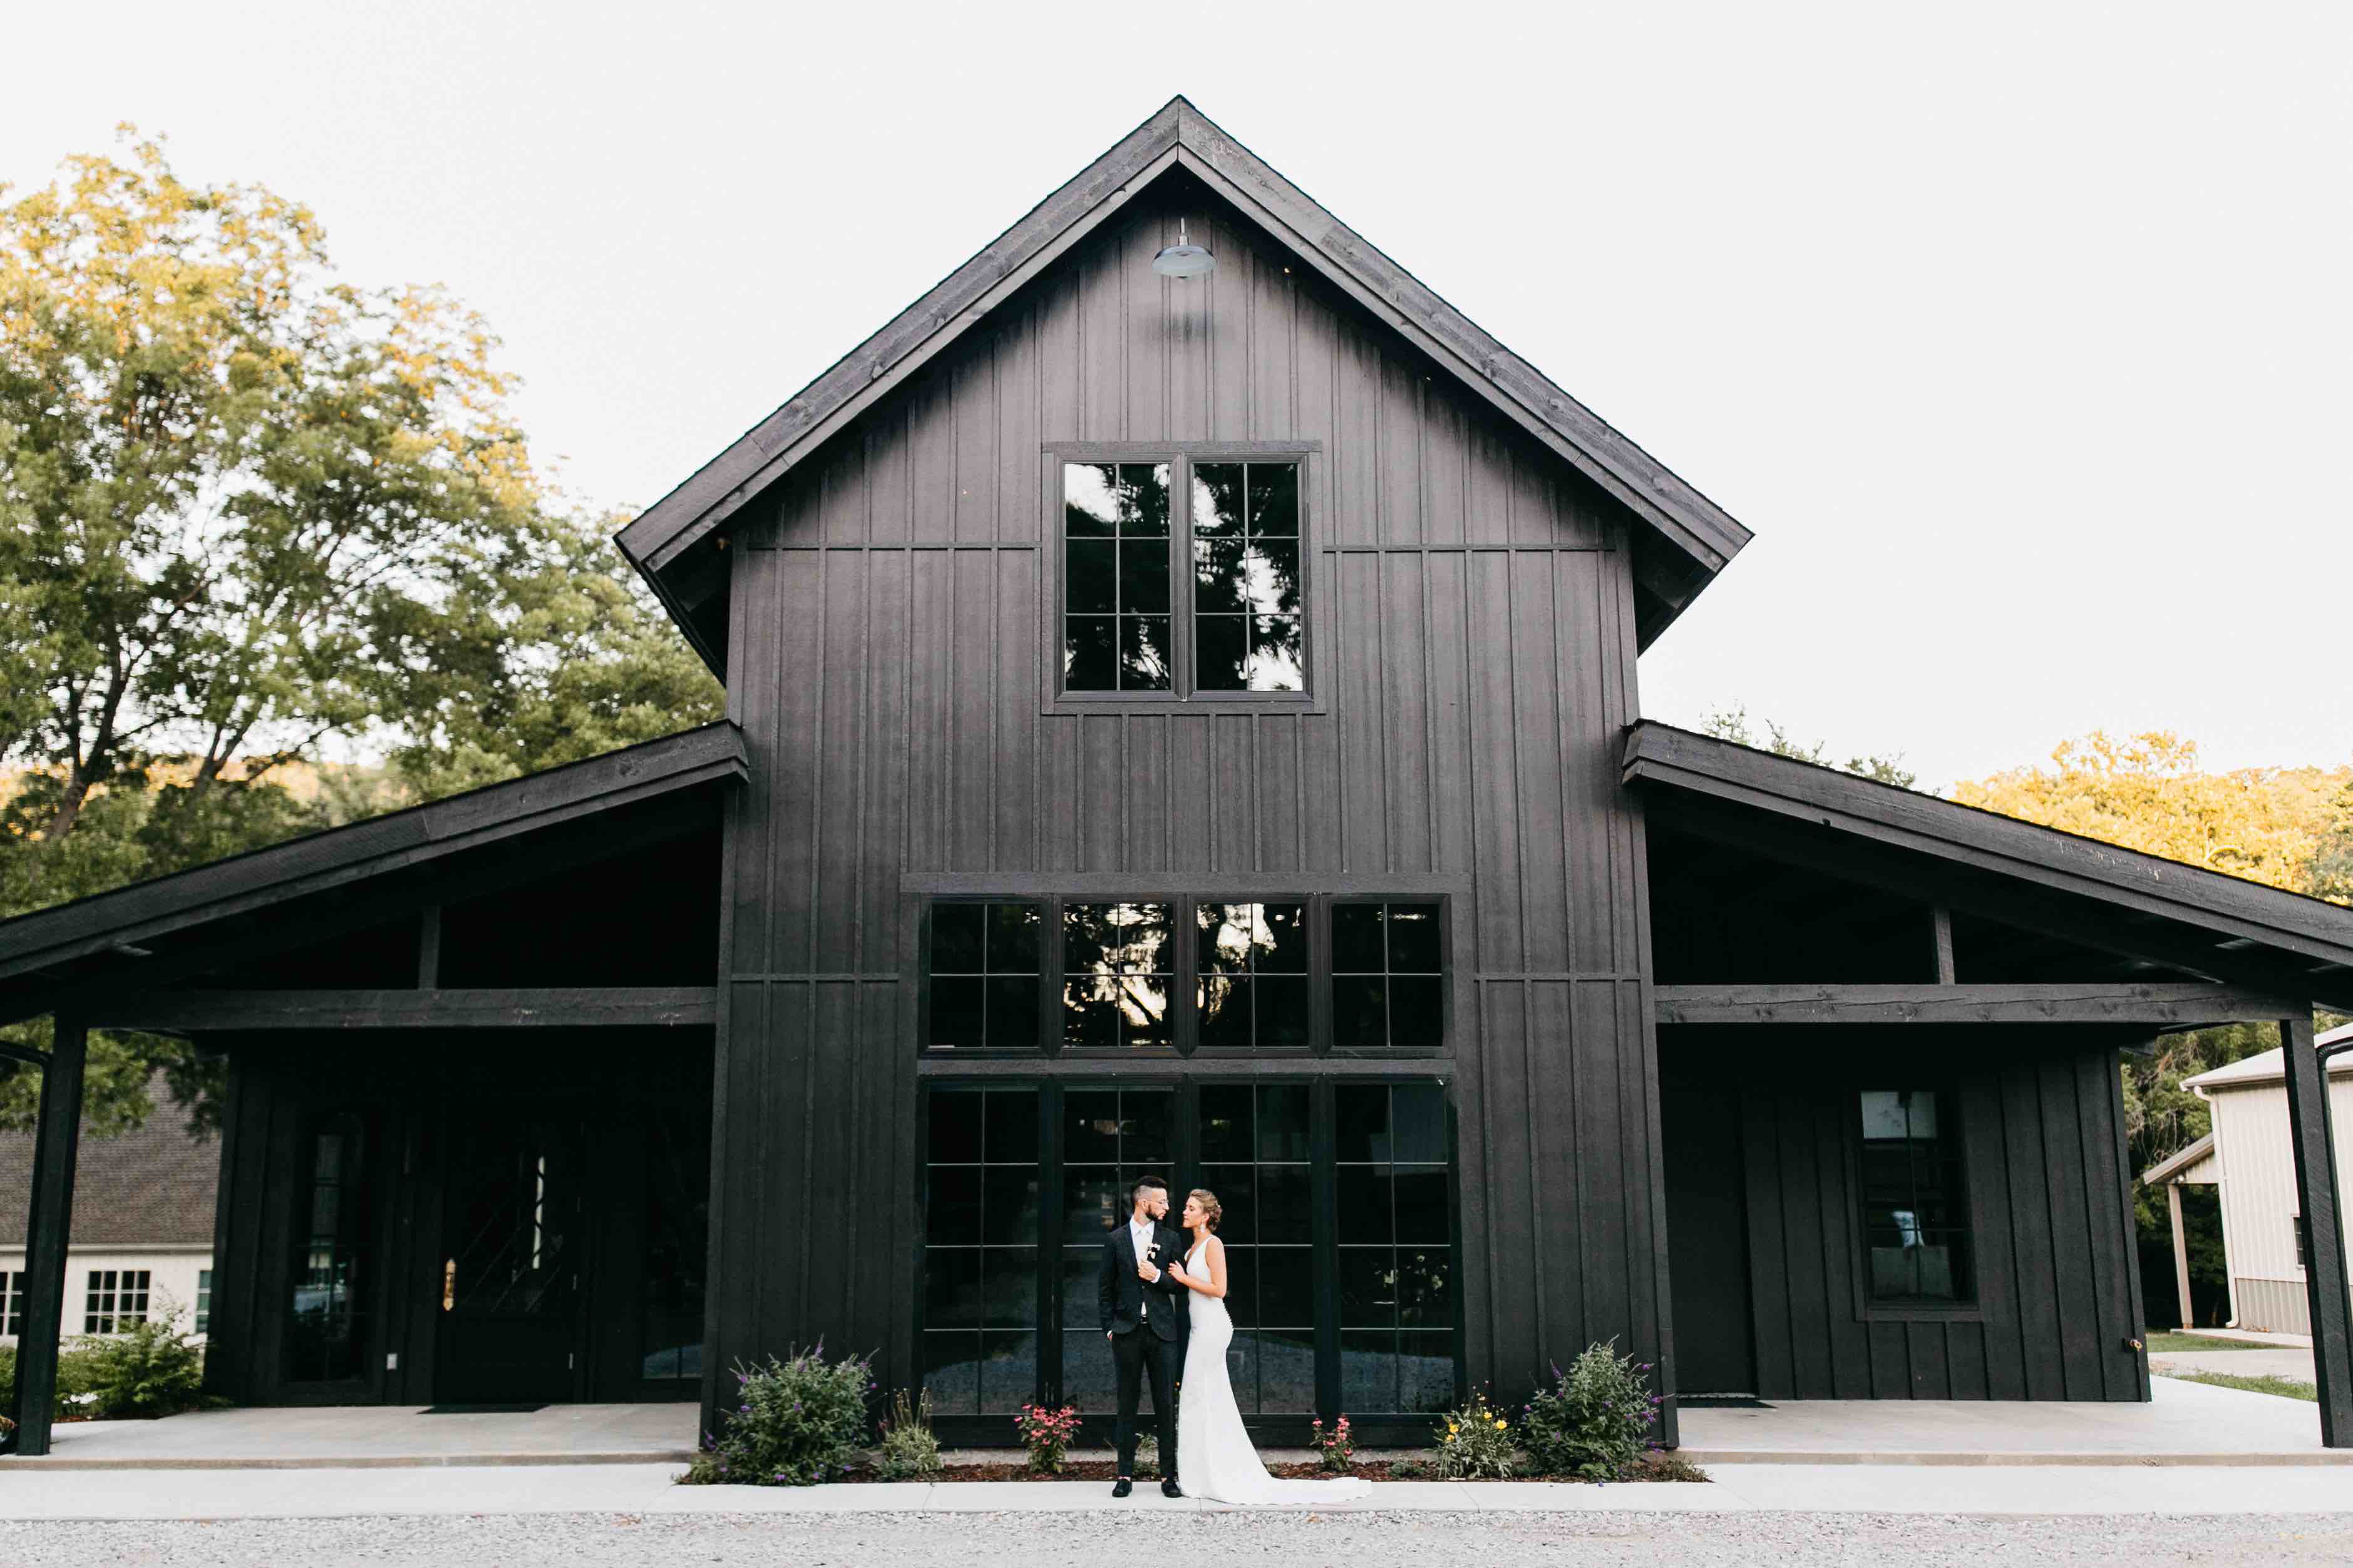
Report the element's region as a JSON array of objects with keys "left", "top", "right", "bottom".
[
  {"left": 2279, "top": 1014, "right": 2353, "bottom": 1447},
  {"left": 1930, "top": 907, "right": 1957, "bottom": 985},
  {"left": 91, "top": 987, "right": 718, "bottom": 1032},
  {"left": 1652, "top": 982, "right": 2298, "bottom": 1026},
  {"left": 416, "top": 906, "right": 442, "bottom": 989},
  {"left": 4, "top": 1014, "right": 86, "bottom": 1456}
]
